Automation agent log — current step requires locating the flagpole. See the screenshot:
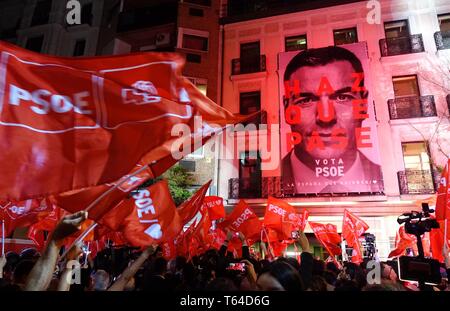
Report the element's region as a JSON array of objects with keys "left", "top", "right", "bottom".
[
  {"left": 445, "top": 219, "right": 448, "bottom": 256},
  {"left": 1, "top": 220, "right": 4, "bottom": 257},
  {"left": 84, "top": 164, "right": 150, "bottom": 213},
  {"left": 341, "top": 236, "right": 347, "bottom": 263},
  {"left": 262, "top": 227, "right": 275, "bottom": 259},
  {"left": 59, "top": 223, "right": 98, "bottom": 261}
]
